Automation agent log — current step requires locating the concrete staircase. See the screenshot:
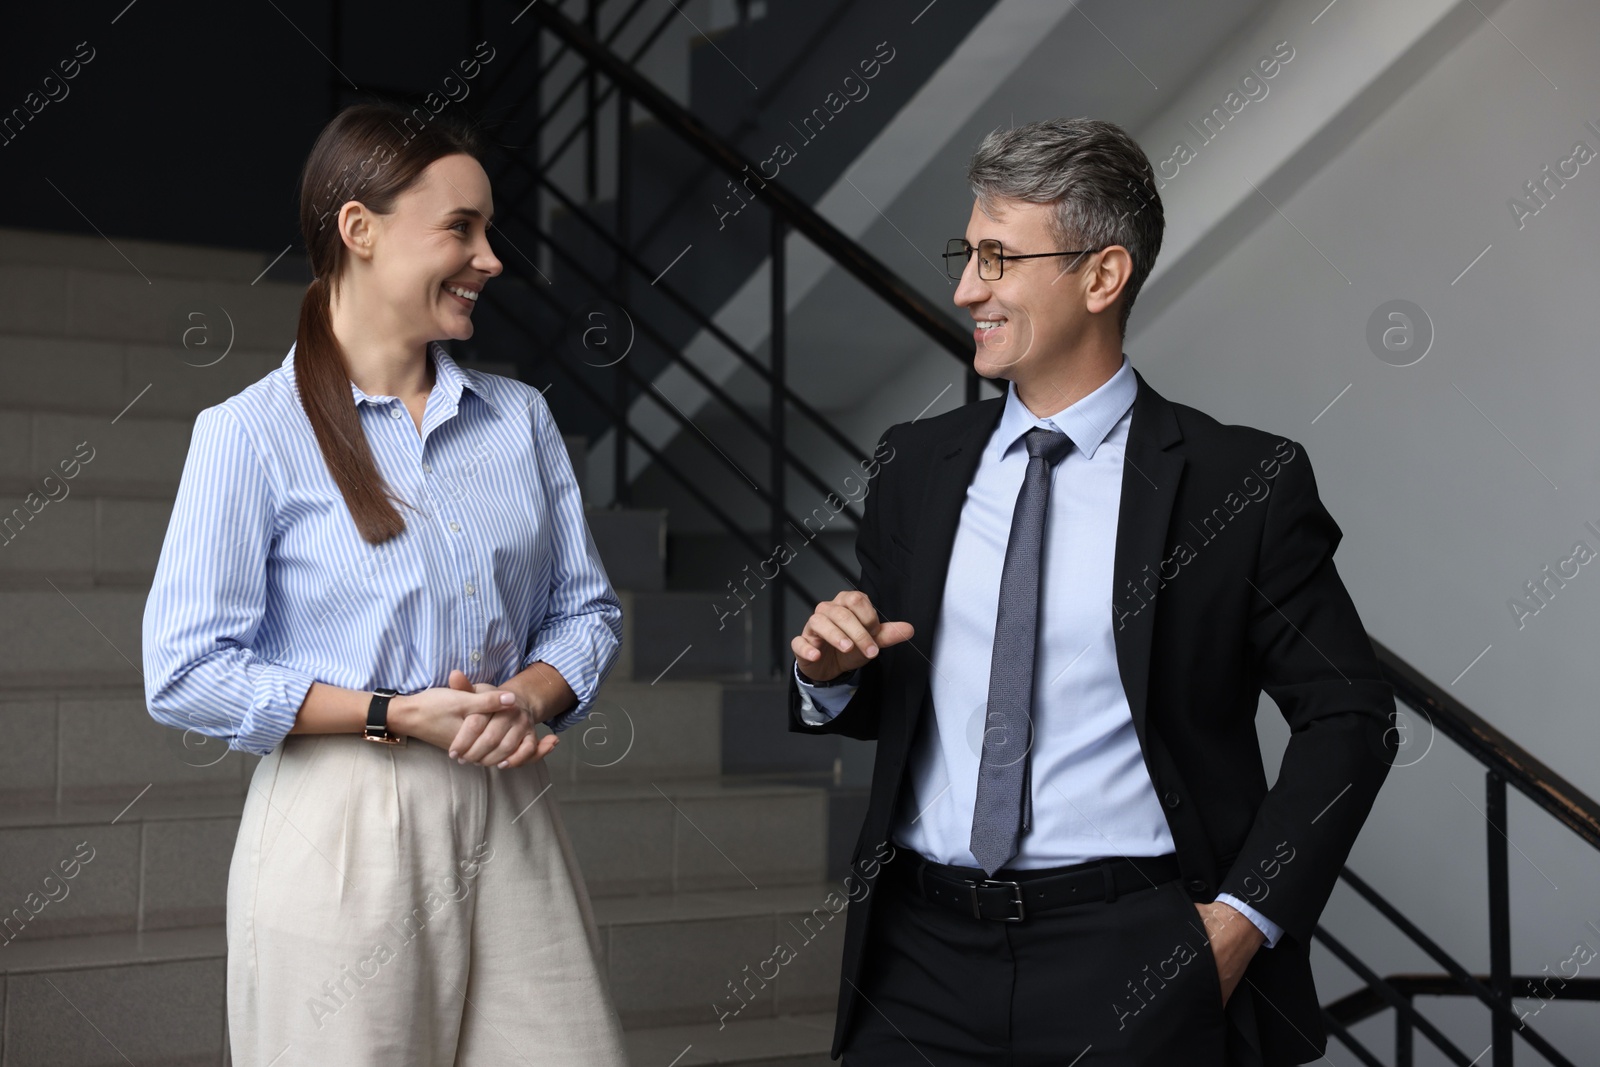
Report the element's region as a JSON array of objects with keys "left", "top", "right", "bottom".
[{"left": 0, "top": 227, "right": 852, "bottom": 1066}]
